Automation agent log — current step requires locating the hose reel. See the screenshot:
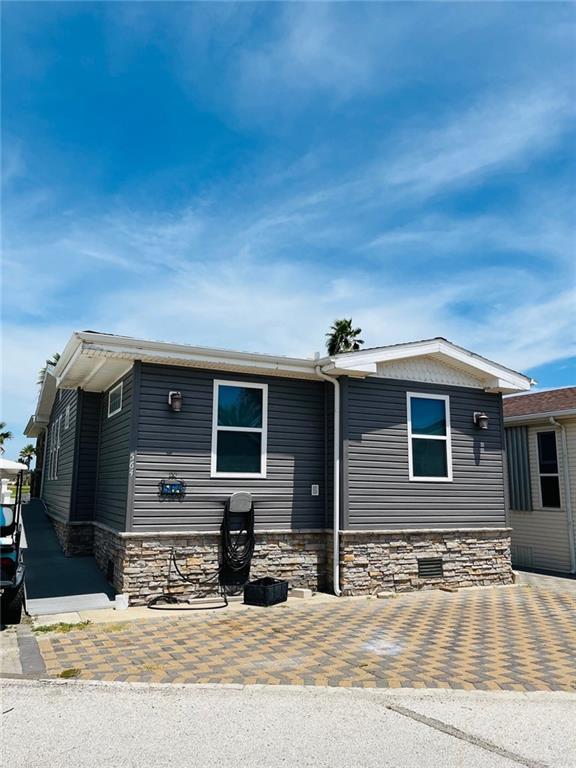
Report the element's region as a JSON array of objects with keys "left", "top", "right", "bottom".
[{"left": 148, "top": 491, "right": 256, "bottom": 609}]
